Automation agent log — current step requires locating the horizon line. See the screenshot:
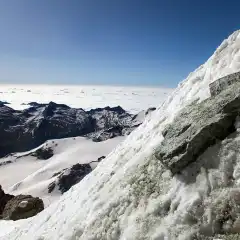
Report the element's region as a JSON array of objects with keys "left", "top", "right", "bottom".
[{"left": 0, "top": 81, "right": 174, "bottom": 89}]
